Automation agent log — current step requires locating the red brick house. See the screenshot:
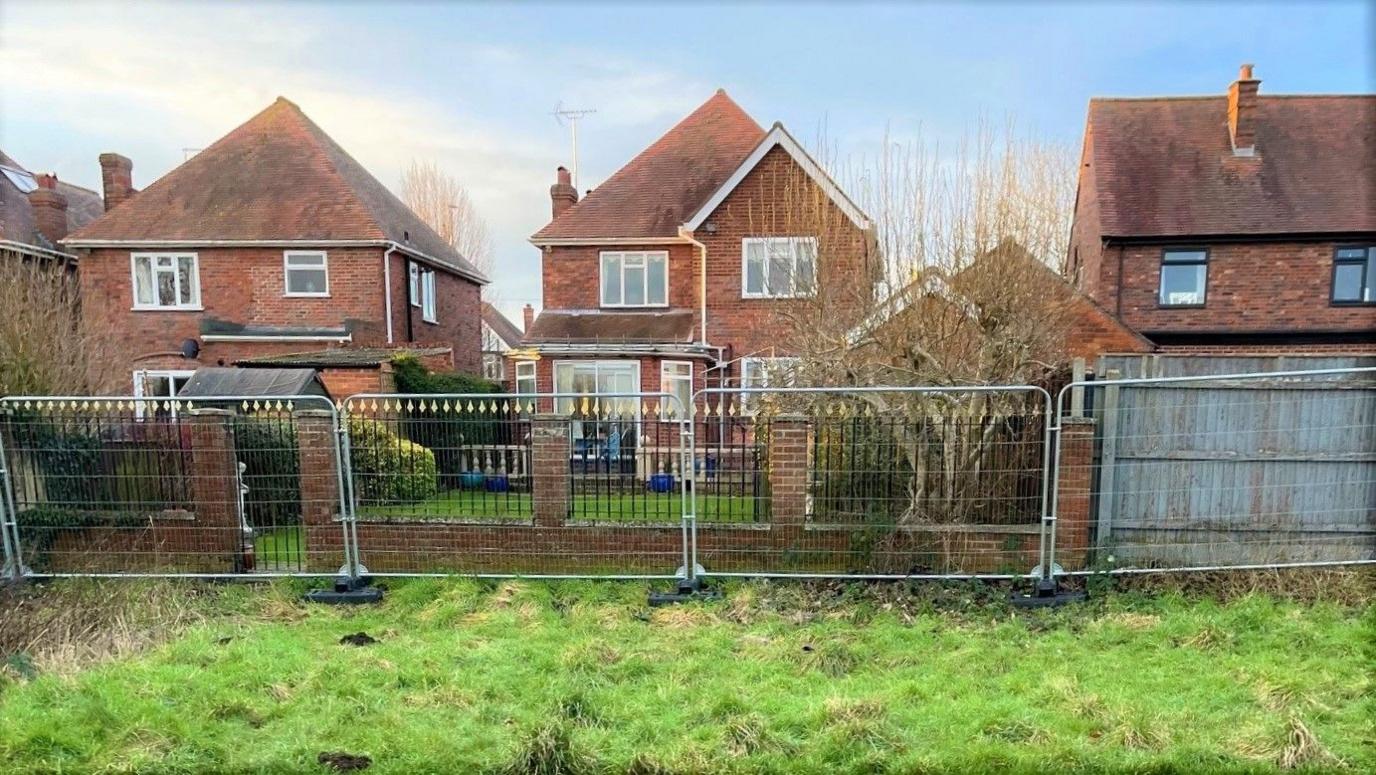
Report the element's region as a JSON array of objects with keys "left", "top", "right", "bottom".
[
  {"left": 1067, "top": 65, "right": 1376, "bottom": 355},
  {"left": 522, "top": 90, "right": 875, "bottom": 416},
  {"left": 61, "top": 98, "right": 488, "bottom": 398}
]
